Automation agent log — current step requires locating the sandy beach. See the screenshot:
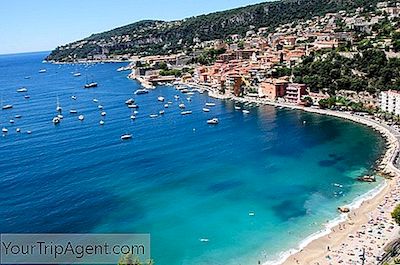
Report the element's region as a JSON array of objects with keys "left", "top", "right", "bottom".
[{"left": 205, "top": 90, "right": 400, "bottom": 265}]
